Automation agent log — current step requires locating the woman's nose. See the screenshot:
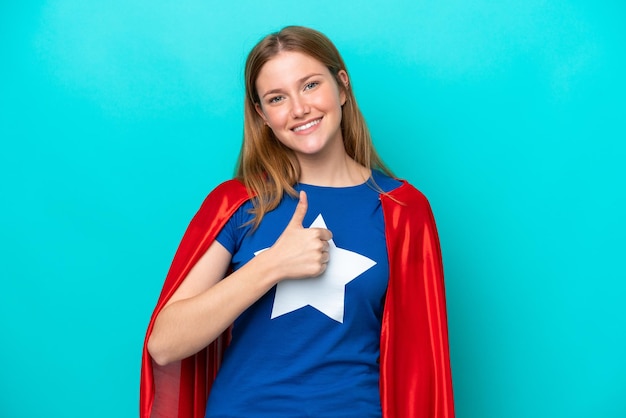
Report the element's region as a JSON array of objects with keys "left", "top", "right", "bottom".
[{"left": 290, "top": 96, "right": 310, "bottom": 118}]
